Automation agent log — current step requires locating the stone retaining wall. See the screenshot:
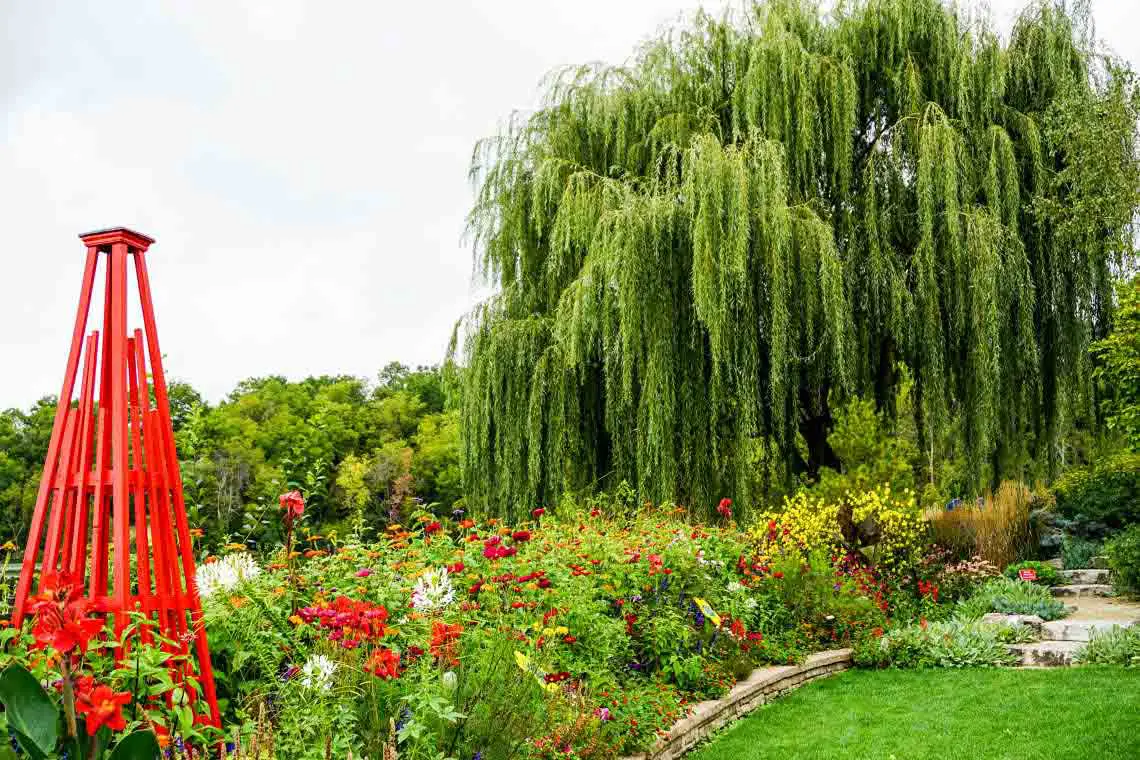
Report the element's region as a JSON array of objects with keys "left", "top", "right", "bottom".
[{"left": 621, "top": 649, "right": 853, "bottom": 760}]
